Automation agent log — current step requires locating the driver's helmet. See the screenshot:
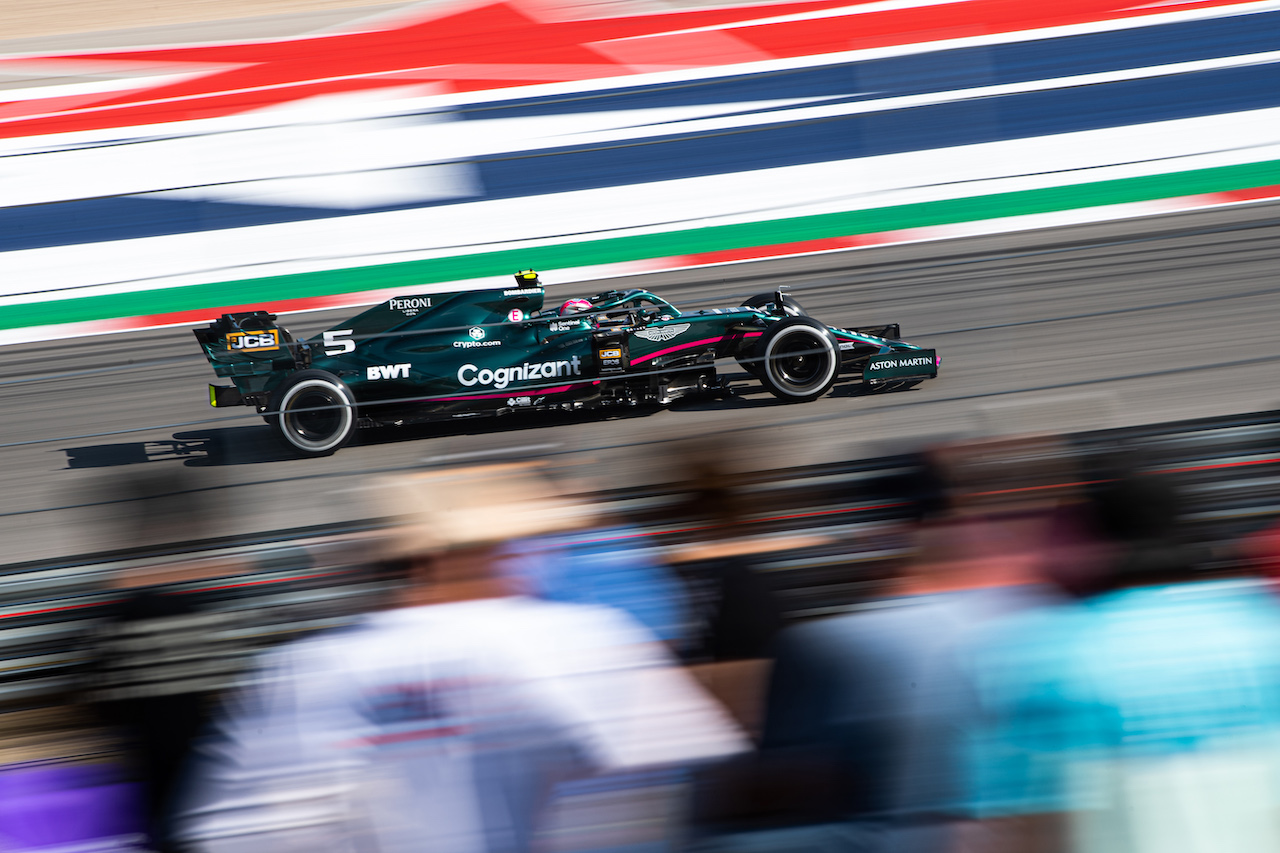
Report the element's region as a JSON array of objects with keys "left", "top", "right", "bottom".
[
  {"left": 559, "top": 298, "right": 592, "bottom": 316},
  {"left": 514, "top": 269, "right": 541, "bottom": 287}
]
